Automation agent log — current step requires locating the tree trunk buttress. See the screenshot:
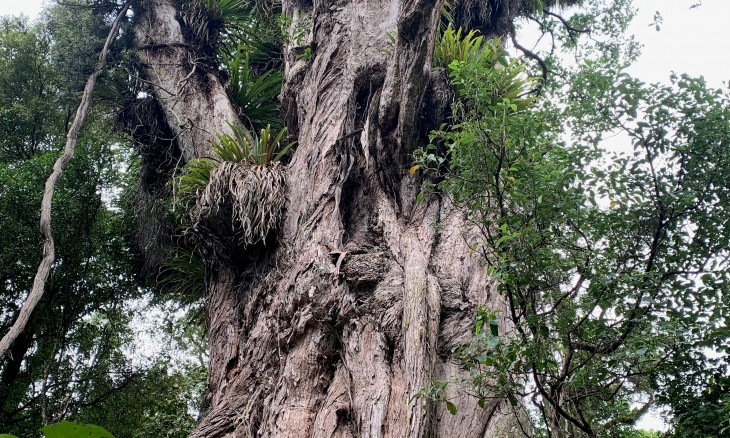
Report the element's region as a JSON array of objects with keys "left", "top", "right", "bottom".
[{"left": 132, "top": 0, "right": 524, "bottom": 437}]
